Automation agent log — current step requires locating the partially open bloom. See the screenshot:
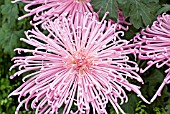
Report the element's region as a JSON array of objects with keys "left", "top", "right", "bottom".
[
  {"left": 134, "top": 13, "right": 170, "bottom": 102},
  {"left": 9, "top": 12, "right": 149, "bottom": 114},
  {"left": 12, "top": 0, "right": 94, "bottom": 25}
]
